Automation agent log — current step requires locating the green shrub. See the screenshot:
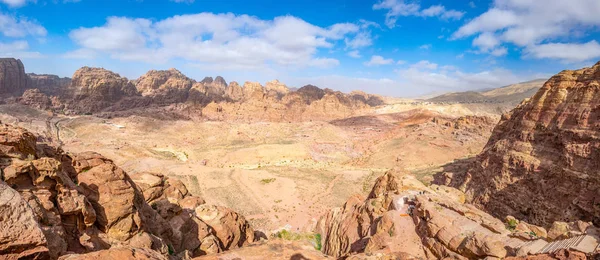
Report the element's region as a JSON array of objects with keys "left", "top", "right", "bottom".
[
  {"left": 260, "top": 178, "right": 276, "bottom": 184},
  {"left": 506, "top": 219, "right": 518, "bottom": 230}
]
